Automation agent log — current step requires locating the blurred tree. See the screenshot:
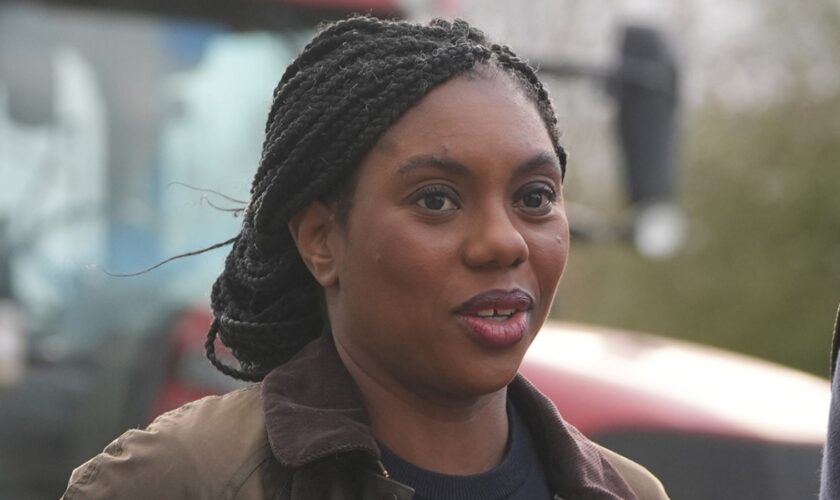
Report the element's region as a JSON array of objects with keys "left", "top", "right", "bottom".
[{"left": 554, "top": 0, "right": 840, "bottom": 376}]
